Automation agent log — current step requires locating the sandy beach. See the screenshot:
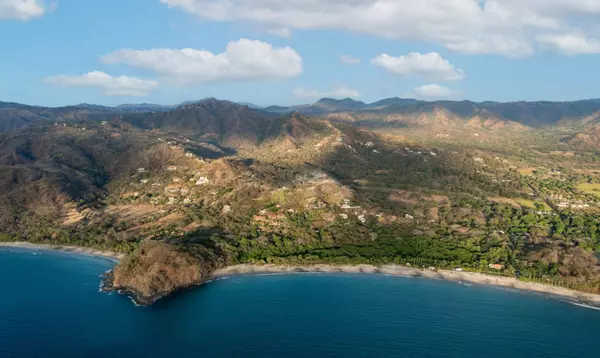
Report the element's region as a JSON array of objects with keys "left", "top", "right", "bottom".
[
  {"left": 0, "top": 242, "right": 124, "bottom": 262},
  {"left": 214, "top": 264, "right": 600, "bottom": 307}
]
